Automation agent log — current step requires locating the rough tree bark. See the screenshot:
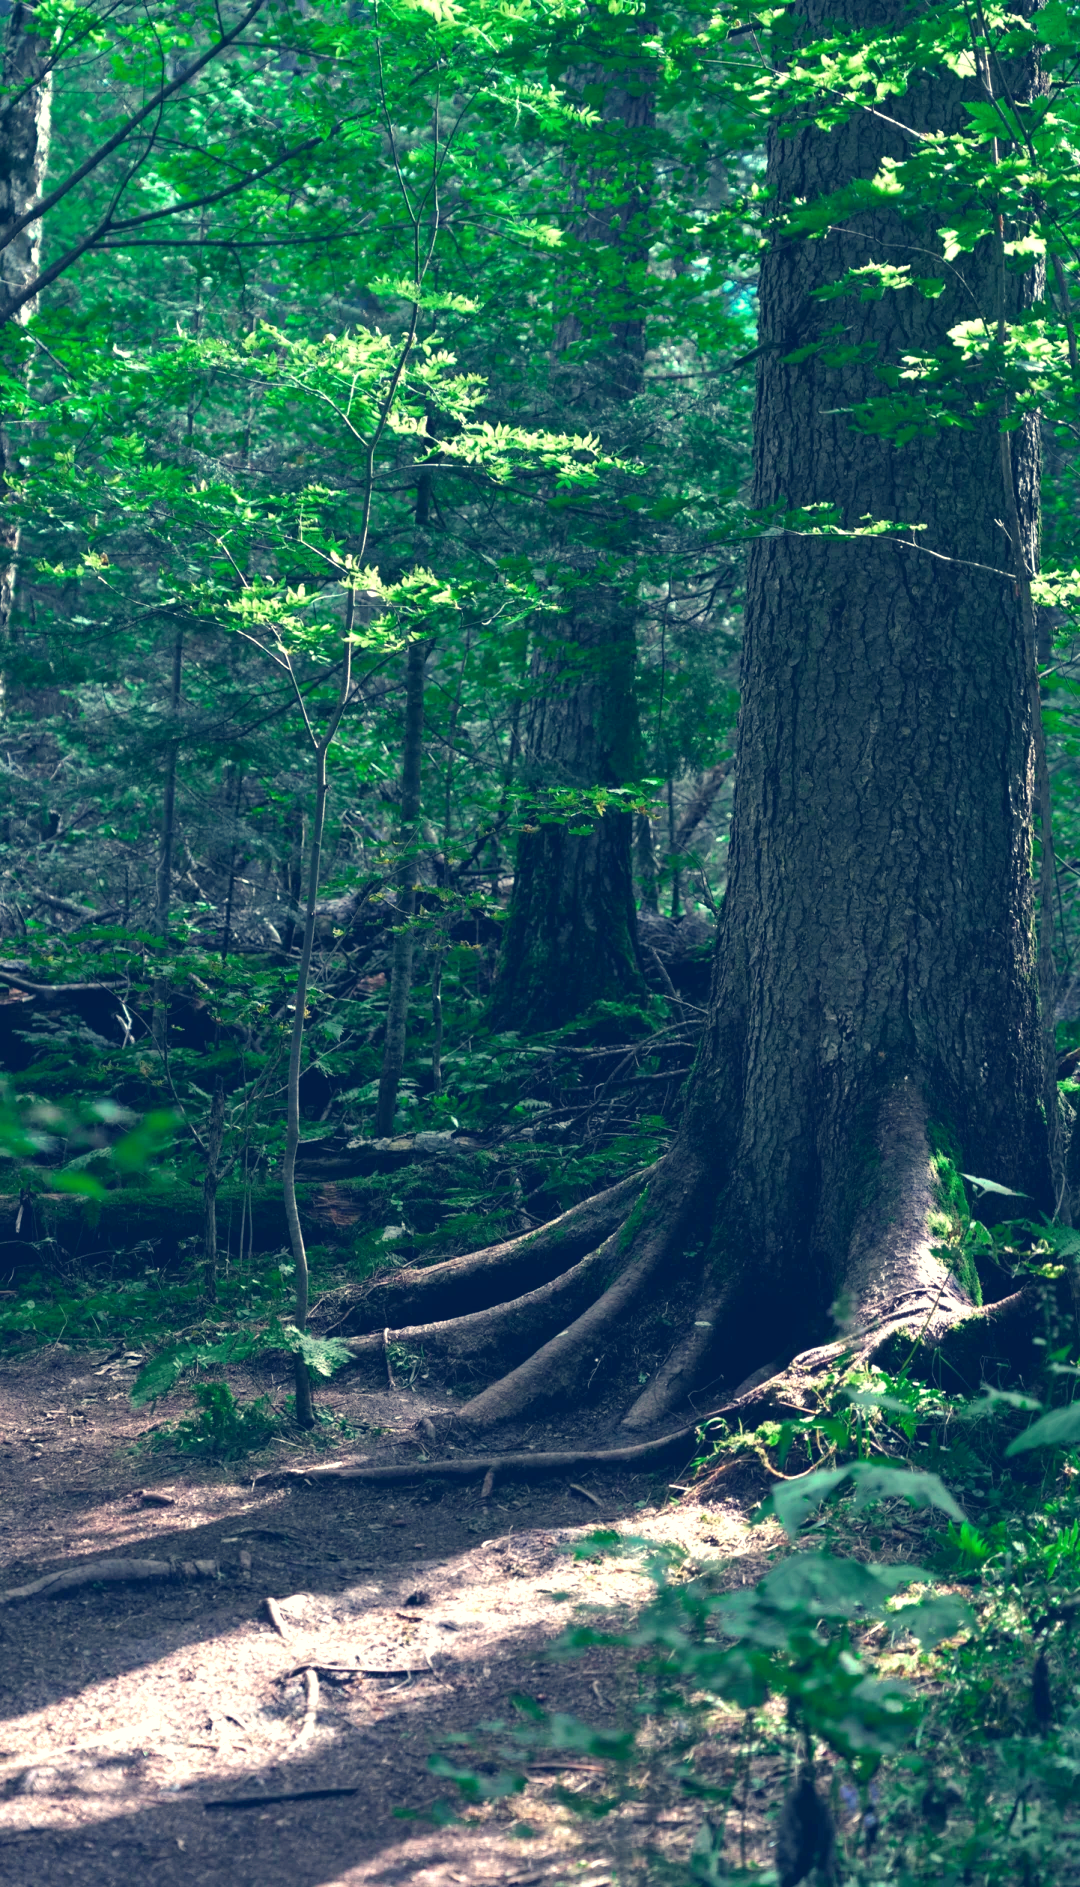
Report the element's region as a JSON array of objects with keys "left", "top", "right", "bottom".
[
  {"left": 0, "top": 4, "right": 52, "bottom": 650},
  {"left": 338, "top": 0, "right": 1055, "bottom": 1432},
  {"left": 491, "top": 35, "right": 652, "bottom": 1032}
]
